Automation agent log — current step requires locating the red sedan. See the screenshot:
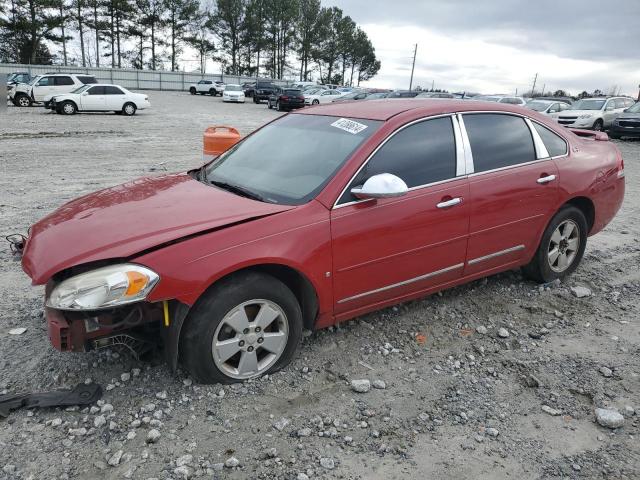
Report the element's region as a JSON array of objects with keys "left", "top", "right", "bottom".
[{"left": 21, "top": 100, "right": 625, "bottom": 383}]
